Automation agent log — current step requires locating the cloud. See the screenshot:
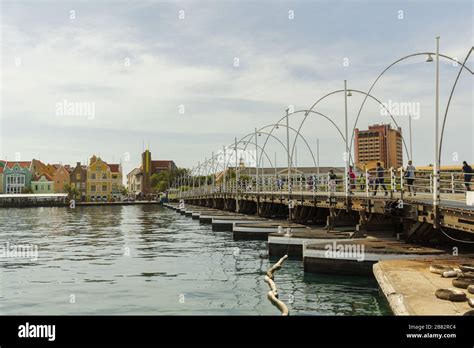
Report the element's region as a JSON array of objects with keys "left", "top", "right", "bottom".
[{"left": 0, "top": 0, "right": 472, "bottom": 177}]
